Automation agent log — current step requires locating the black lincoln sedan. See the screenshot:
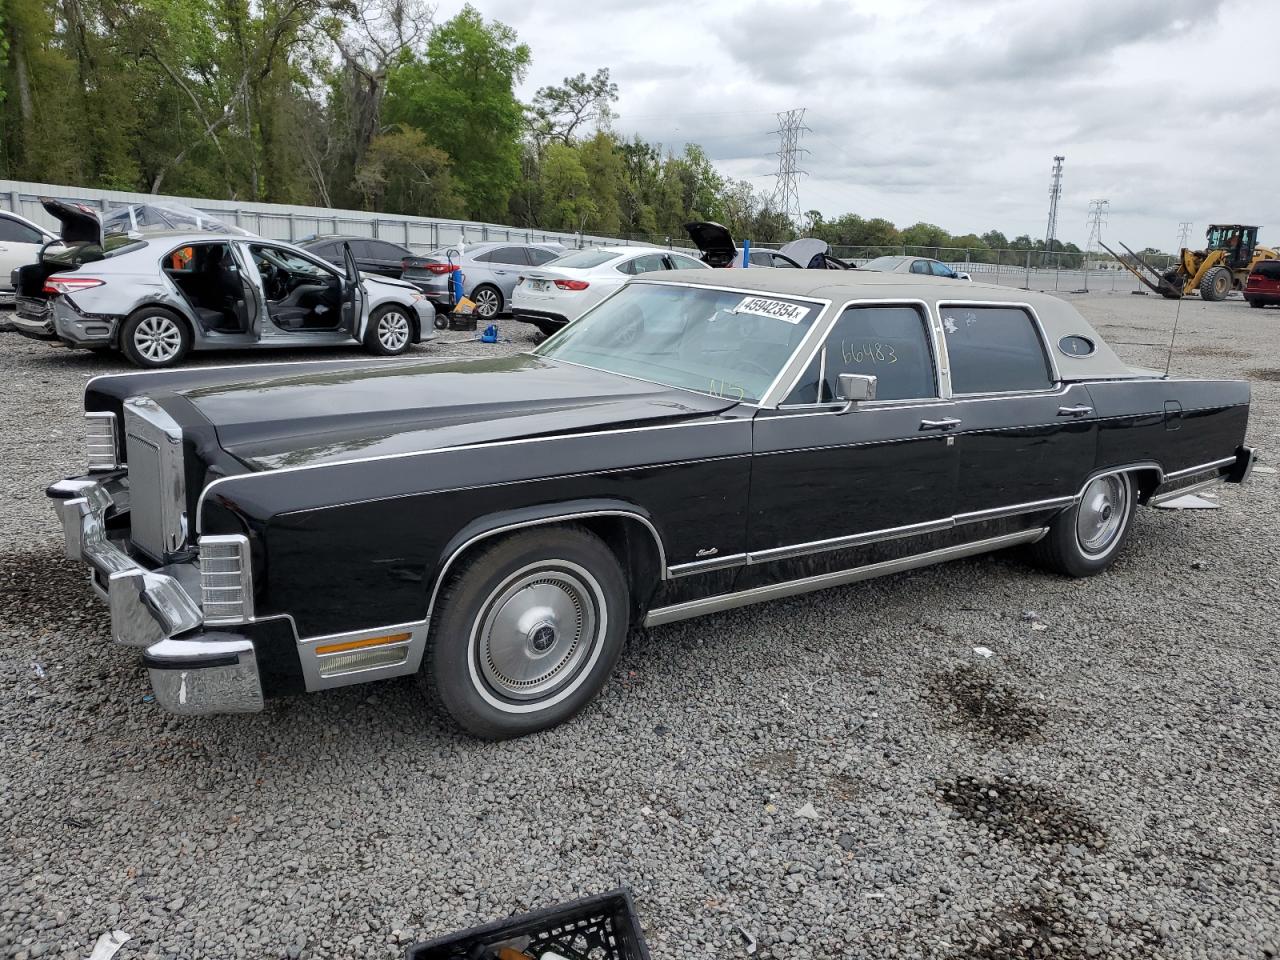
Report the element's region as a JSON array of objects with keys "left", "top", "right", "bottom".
[{"left": 47, "top": 270, "right": 1255, "bottom": 738}]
